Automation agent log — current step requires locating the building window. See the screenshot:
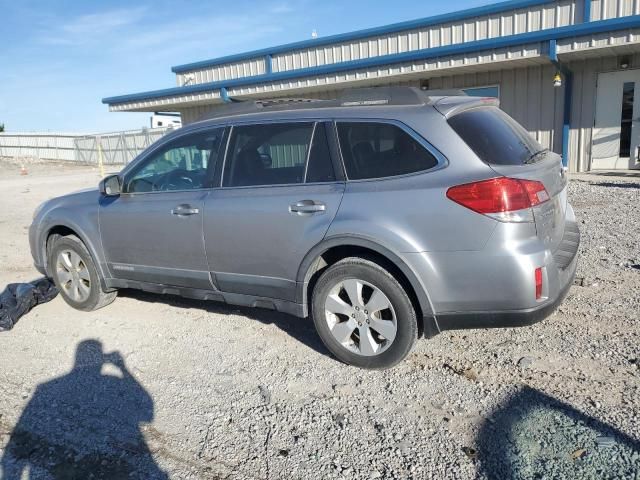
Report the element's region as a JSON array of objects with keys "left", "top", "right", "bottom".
[
  {"left": 463, "top": 86, "right": 500, "bottom": 98},
  {"left": 619, "top": 82, "right": 635, "bottom": 158}
]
